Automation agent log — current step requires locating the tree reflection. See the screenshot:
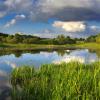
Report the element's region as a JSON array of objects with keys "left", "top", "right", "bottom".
[
  {"left": 57, "top": 50, "right": 71, "bottom": 56},
  {"left": 89, "top": 49, "right": 100, "bottom": 57}
]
